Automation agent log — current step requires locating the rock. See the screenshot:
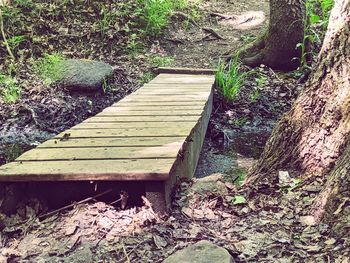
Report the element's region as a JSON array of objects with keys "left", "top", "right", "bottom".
[
  {"left": 188, "top": 173, "right": 228, "bottom": 198},
  {"left": 163, "top": 240, "right": 234, "bottom": 263},
  {"left": 59, "top": 59, "right": 113, "bottom": 91}
]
